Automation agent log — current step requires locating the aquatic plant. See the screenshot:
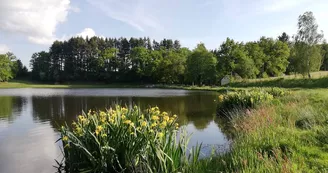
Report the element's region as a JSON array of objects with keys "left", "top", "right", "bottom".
[
  {"left": 58, "top": 105, "right": 201, "bottom": 173},
  {"left": 217, "top": 90, "right": 274, "bottom": 111}
]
